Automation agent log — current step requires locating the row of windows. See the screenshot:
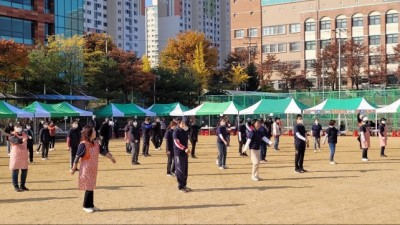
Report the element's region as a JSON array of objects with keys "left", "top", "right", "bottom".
[
  {"left": 0, "top": 16, "right": 33, "bottom": 44},
  {"left": 0, "top": 0, "right": 33, "bottom": 10},
  {"left": 305, "top": 55, "right": 398, "bottom": 70},
  {"left": 262, "top": 42, "right": 301, "bottom": 53},
  {"left": 304, "top": 35, "right": 399, "bottom": 50}
]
